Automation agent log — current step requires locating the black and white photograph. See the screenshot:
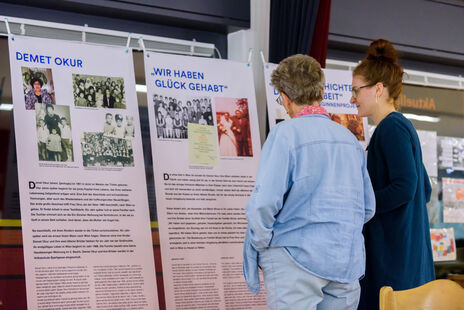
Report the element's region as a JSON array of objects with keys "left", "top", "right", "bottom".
[
  {"left": 22, "top": 67, "right": 56, "bottom": 110},
  {"left": 81, "top": 132, "right": 134, "bottom": 167},
  {"left": 153, "top": 94, "right": 214, "bottom": 139},
  {"left": 35, "top": 103, "right": 73, "bottom": 162},
  {"left": 72, "top": 74, "right": 126, "bottom": 109},
  {"left": 102, "top": 112, "right": 135, "bottom": 140}
]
